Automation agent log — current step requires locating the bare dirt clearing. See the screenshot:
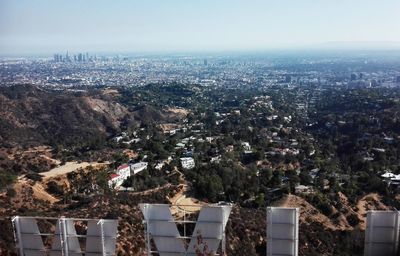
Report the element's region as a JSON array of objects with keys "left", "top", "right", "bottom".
[{"left": 39, "top": 161, "right": 107, "bottom": 178}]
